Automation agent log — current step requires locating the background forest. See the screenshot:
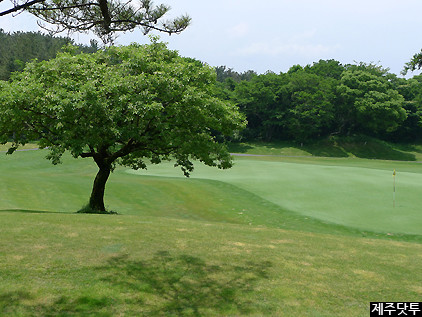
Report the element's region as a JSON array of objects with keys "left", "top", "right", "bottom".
[
  {"left": 2, "top": 30, "right": 422, "bottom": 144},
  {"left": 215, "top": 63, "right": 422, "bottom": 144},
  {"left": 0, "top": 29, "right": 98, "bottom": 80}
]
